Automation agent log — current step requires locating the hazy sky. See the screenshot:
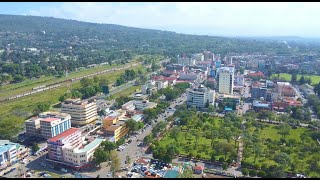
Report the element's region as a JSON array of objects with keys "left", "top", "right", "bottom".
[{"left": 1, "top": 2, "right": 320, "bottom": 37}]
